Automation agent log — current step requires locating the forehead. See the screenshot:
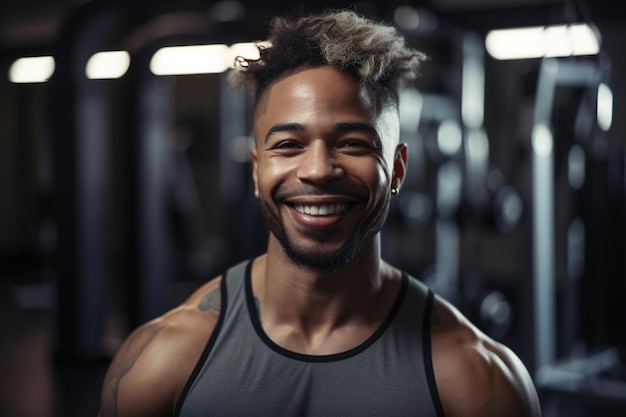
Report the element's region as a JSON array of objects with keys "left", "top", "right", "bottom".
[{"left": 254, "top": 66, "right": 383, "bottom": 126}]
